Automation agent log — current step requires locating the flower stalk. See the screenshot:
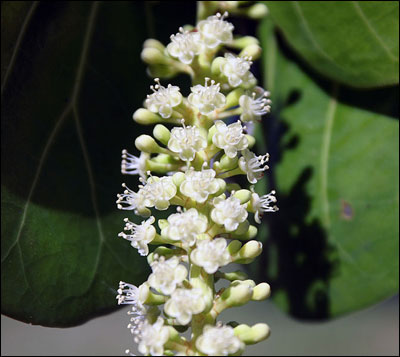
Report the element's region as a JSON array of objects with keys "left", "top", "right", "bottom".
[{"left": 116, "top": 2, "right": 276, "bottom": 356}]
